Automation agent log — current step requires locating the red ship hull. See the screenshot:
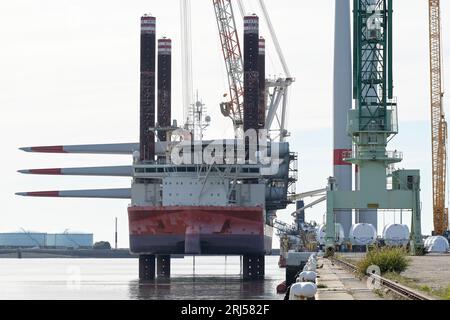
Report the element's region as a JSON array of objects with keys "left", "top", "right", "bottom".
[{"left": 128, "top": 206, "right": 273, "bottom": 255}]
